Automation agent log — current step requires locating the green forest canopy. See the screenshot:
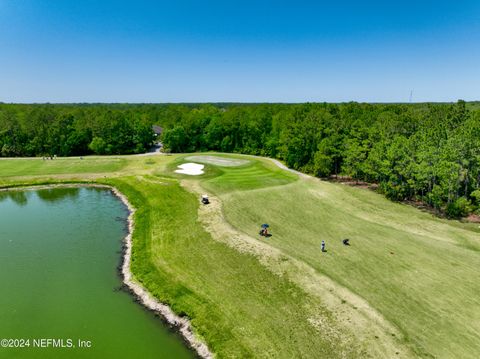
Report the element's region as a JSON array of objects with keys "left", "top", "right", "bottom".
[{"left": 1, "top": 101, "right": 480, "bottom": 217}]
